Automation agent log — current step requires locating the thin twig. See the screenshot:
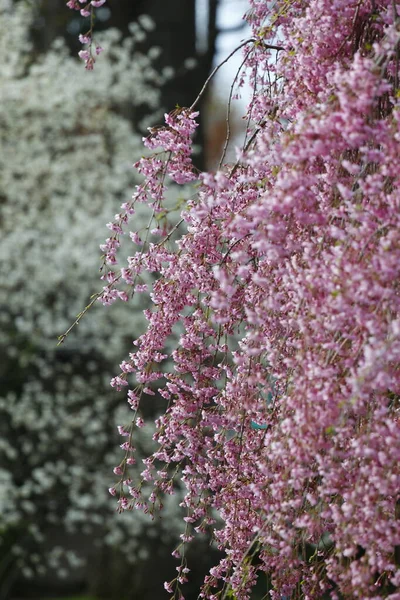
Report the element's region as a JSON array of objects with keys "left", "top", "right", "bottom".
[
  {"left": 189, "top": 40, "right": 285, "bottom": 112},
  {"left": 156, "top": 217, "right": 185, "bottom": 246},
  {"left": 57, "top": 291, "right": 102, "bottom": 345},
  {"left": 228, "top": 112, "right": 271, "bottom": 179},
  {"left": 190, "top": 38, "right": 256, "bottom": 112},
  {"left": 219, "top": 49, "right": 253, "bottom": 169},
  {"left": 220, "top": 234, "right": 251, "bottom": 265},
  {"left": 258, "top": 41, "right": 286, "bottom": 52}
]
